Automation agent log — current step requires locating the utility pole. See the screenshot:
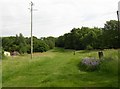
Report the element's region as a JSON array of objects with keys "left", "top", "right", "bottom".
[
  {"left": 117, "top": 11, "right": 119, "bottom": 31},
  {"left": 30, "top": 1, "right": 33, "bottom": 59},
  {"left": 117, "top": 11, "right": 120, "bottom": 48}
]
